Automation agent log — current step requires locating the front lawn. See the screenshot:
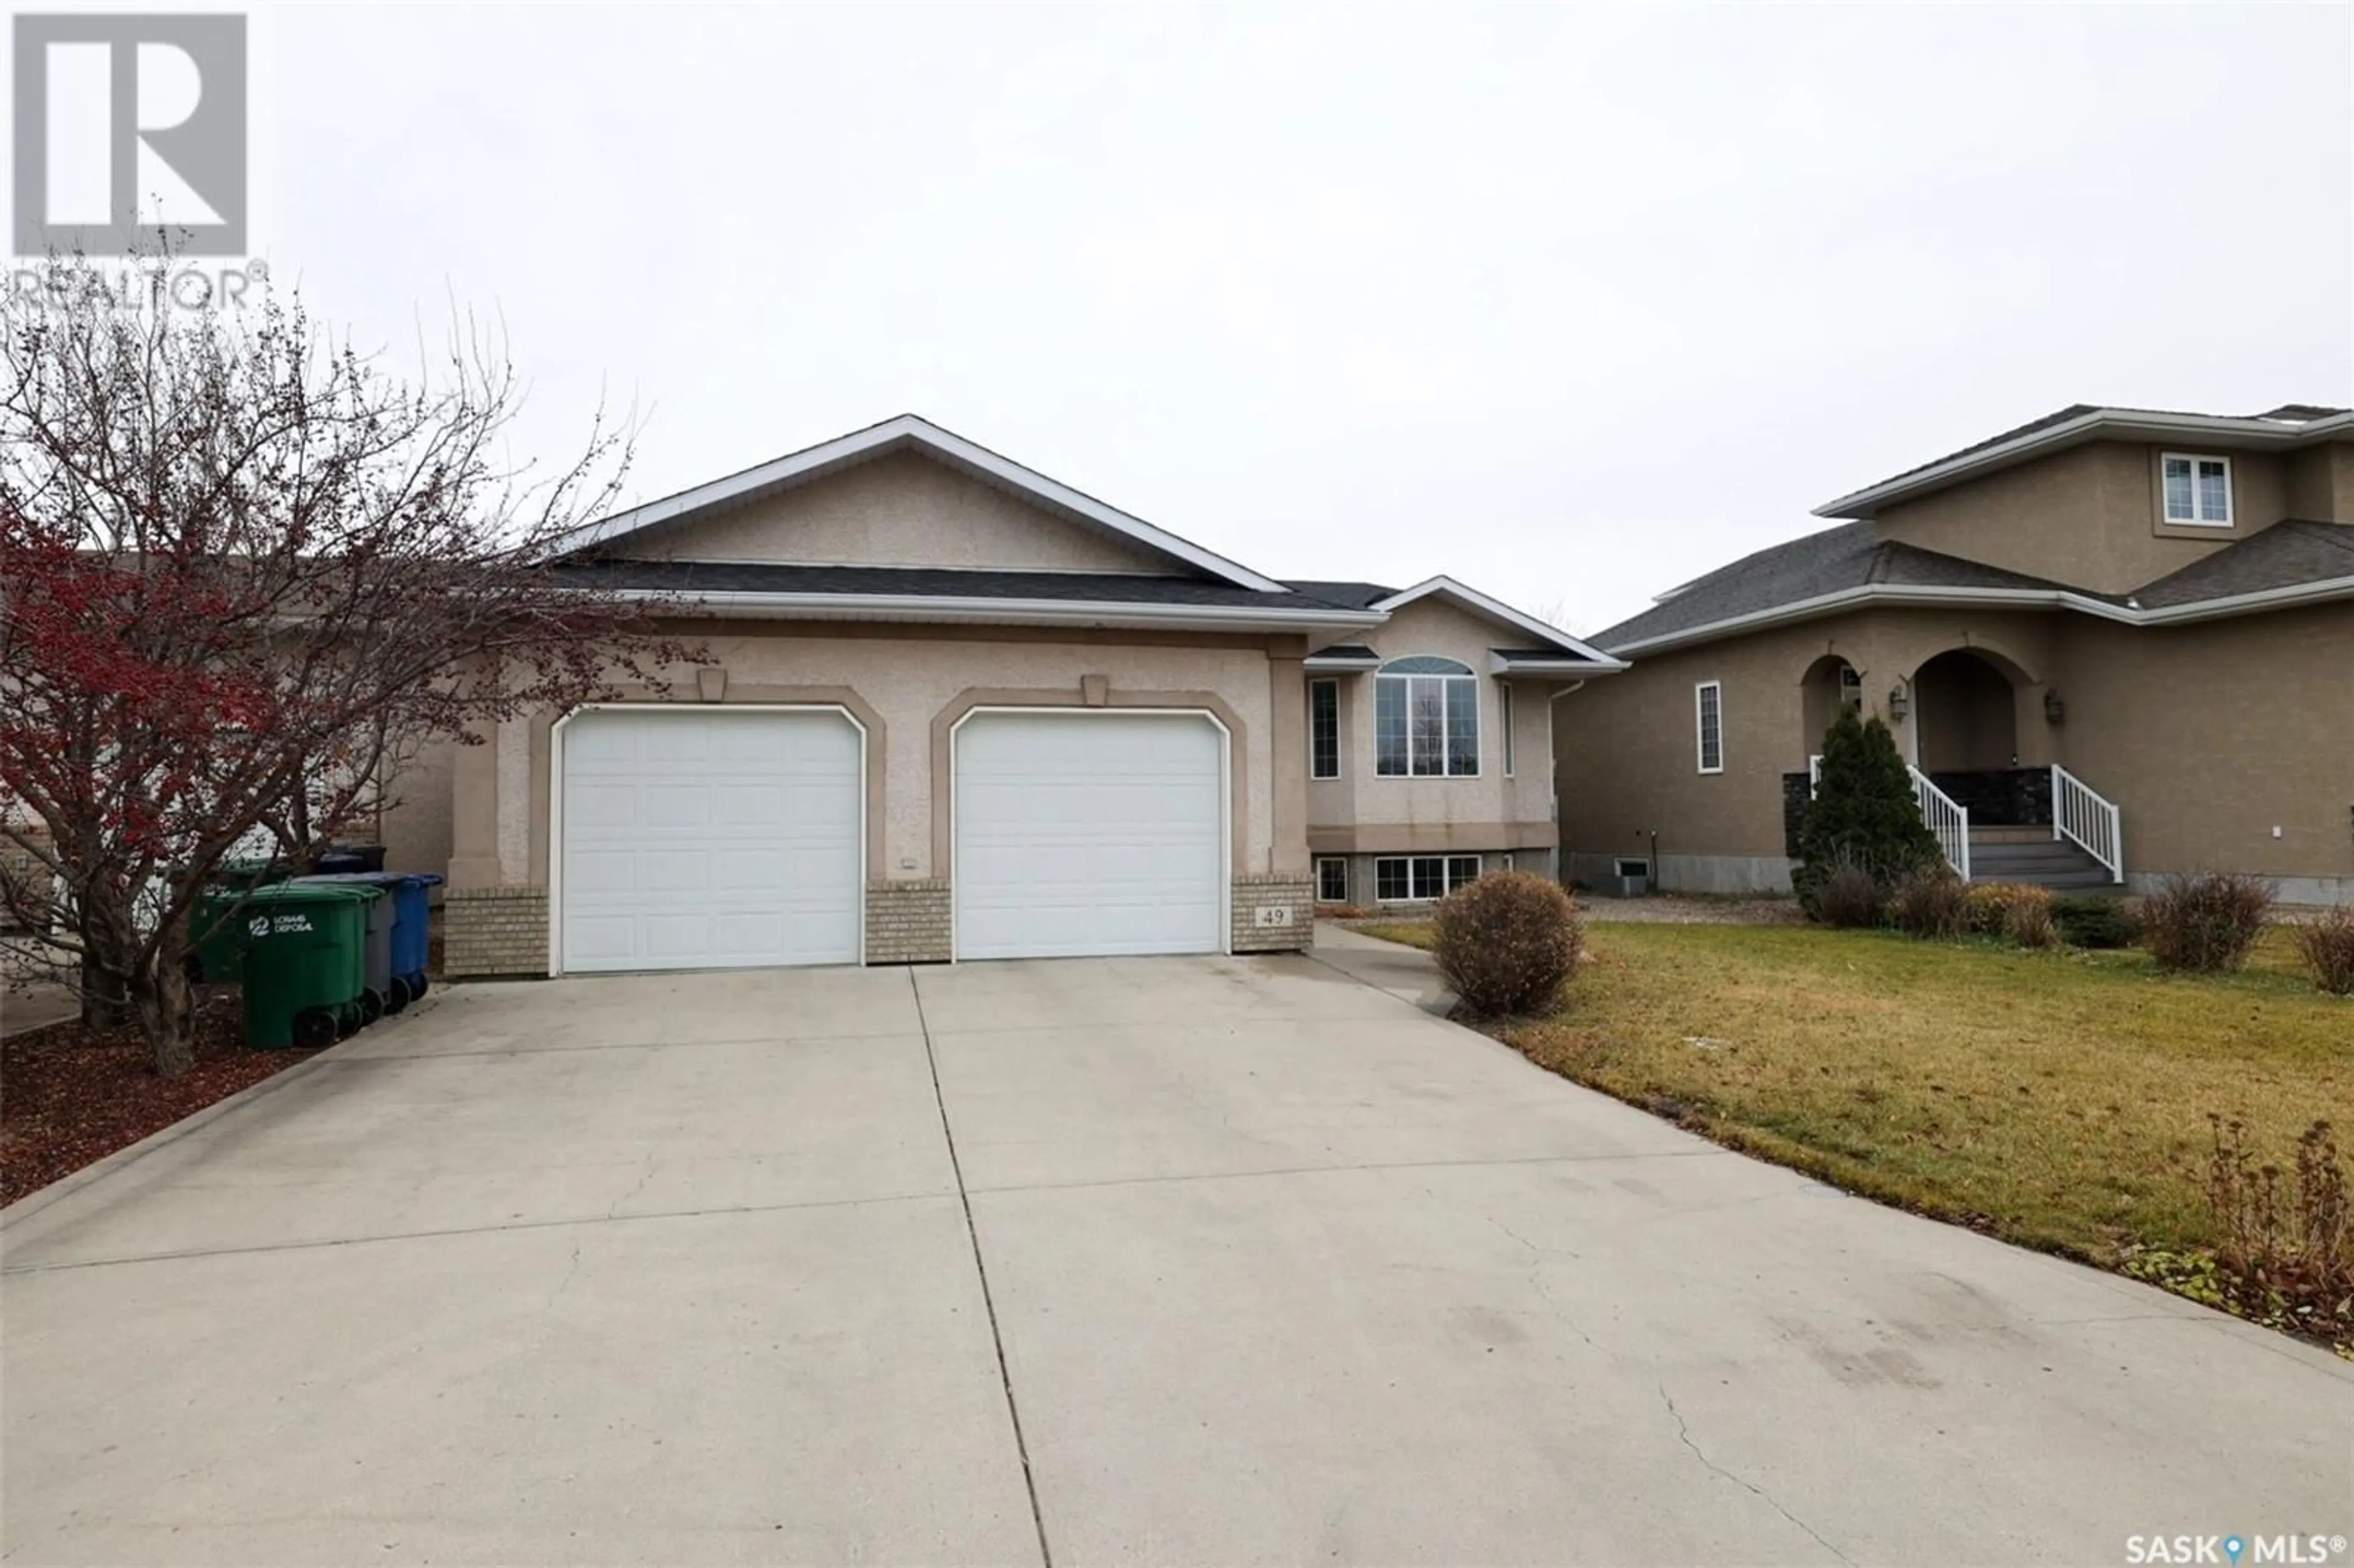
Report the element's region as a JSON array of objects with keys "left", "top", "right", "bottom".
[{"left": 1358, "top": 920, "right": 2348, "bottom": 1274}]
